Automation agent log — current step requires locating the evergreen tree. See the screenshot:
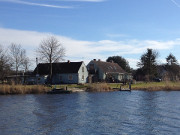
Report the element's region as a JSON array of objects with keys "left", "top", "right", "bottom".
[
  {"left": 137, "top": 48, "right": 158, "bottom": 81},
  {"left": 166, "top": 53, "right": 178, "bottom": 65},
  {"left": 166, "top": 53, "right": 179, "bottom": 81}
]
